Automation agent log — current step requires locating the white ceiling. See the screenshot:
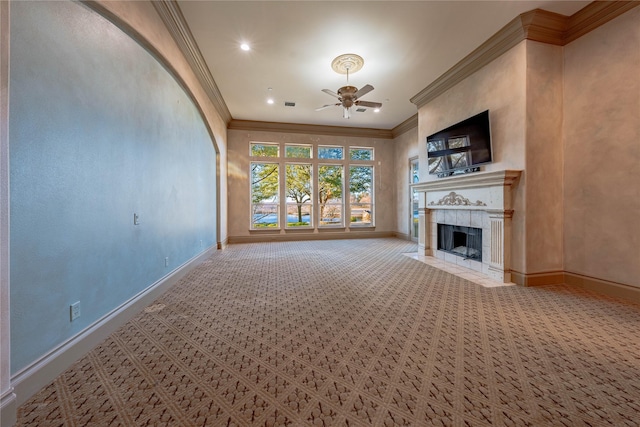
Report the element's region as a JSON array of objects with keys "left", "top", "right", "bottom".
[{"left": 177, "top": 1, "right": 589, "bottom": 130}]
